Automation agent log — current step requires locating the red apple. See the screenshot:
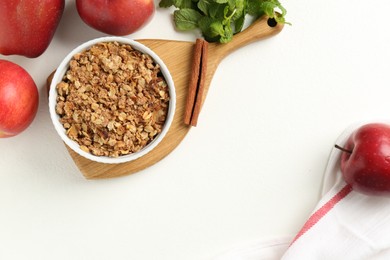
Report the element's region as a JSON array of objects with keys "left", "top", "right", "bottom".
[
  {"left": 0, "top": 60, "right": 39, "bottom": 138},
  {"left": 0, "top": 0, "right": 65, "bottom": 58},
  {"left": 76, "top": 0, "right": 155, "bottom": 36},
  {"left": 337, "top": 123, "right": 390, "bottom": 196}
]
